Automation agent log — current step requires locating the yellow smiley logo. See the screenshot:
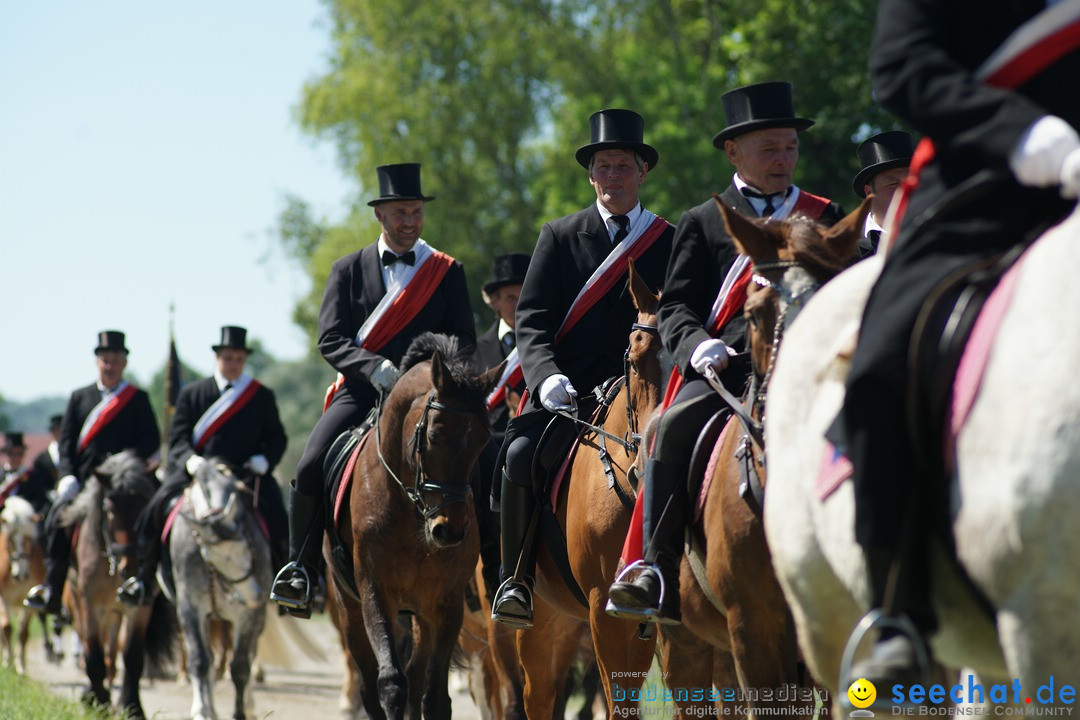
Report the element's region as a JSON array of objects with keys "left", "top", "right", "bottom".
[{"left": 848, "top": 678, "right": 877, "bottom": 709}]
